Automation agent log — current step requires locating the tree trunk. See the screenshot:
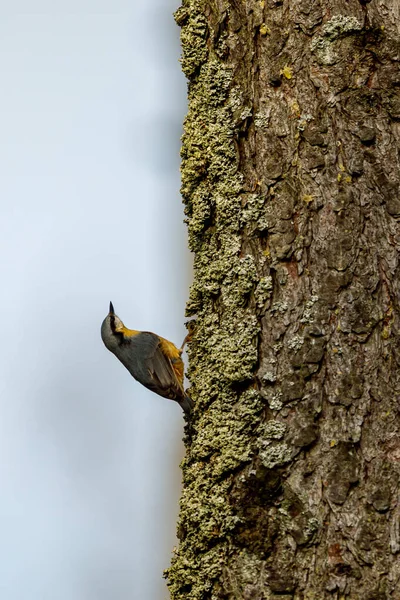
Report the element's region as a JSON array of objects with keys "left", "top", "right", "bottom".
[{"left": 166, "top": 1, "right": 400, "bottom": 598}]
